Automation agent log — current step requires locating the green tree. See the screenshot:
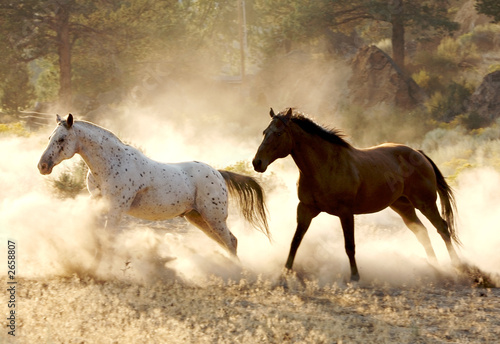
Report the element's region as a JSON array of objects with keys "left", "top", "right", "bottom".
[
  {"left": 0, "top": 1, "right": 98, "bottom": 108},
  {"left": 475, "top": 0, "right": 500, "bottom": 22},
  {"left": 0, "top": 30, "right": 35, "bottom": 113},
  {"left": 0, "top": 0, "right": 189, "bottom": 109},
  {"left": 254, "top": 0, "right": 458, "bottom": 70},
  {"left": 70, "top": 0, "right": 185, "bottom": 98},
  {"left": 1, "top": 0, "right": 245, "bottom": 112}
]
